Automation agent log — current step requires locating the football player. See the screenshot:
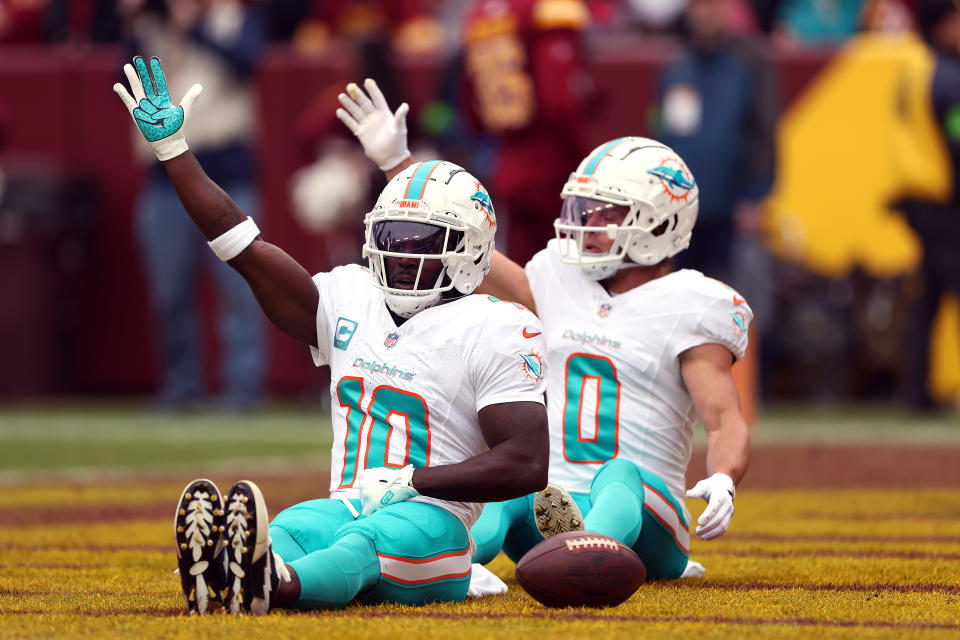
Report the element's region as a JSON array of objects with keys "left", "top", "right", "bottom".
[
  {"left": 459, "top": 0, "right": 593, "bottom": 264},
  {"left": 114, "top": 57, "right": 549, "bottom": 614},
  {"left": 339, "top": 79, "right": 752, "bottom": 582}
]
